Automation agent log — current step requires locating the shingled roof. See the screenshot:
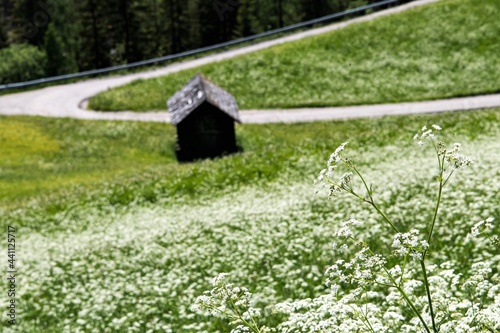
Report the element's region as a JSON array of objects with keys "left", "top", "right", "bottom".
[{"left": 167, "top": 74, "right": 240, "bottom": 126}]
